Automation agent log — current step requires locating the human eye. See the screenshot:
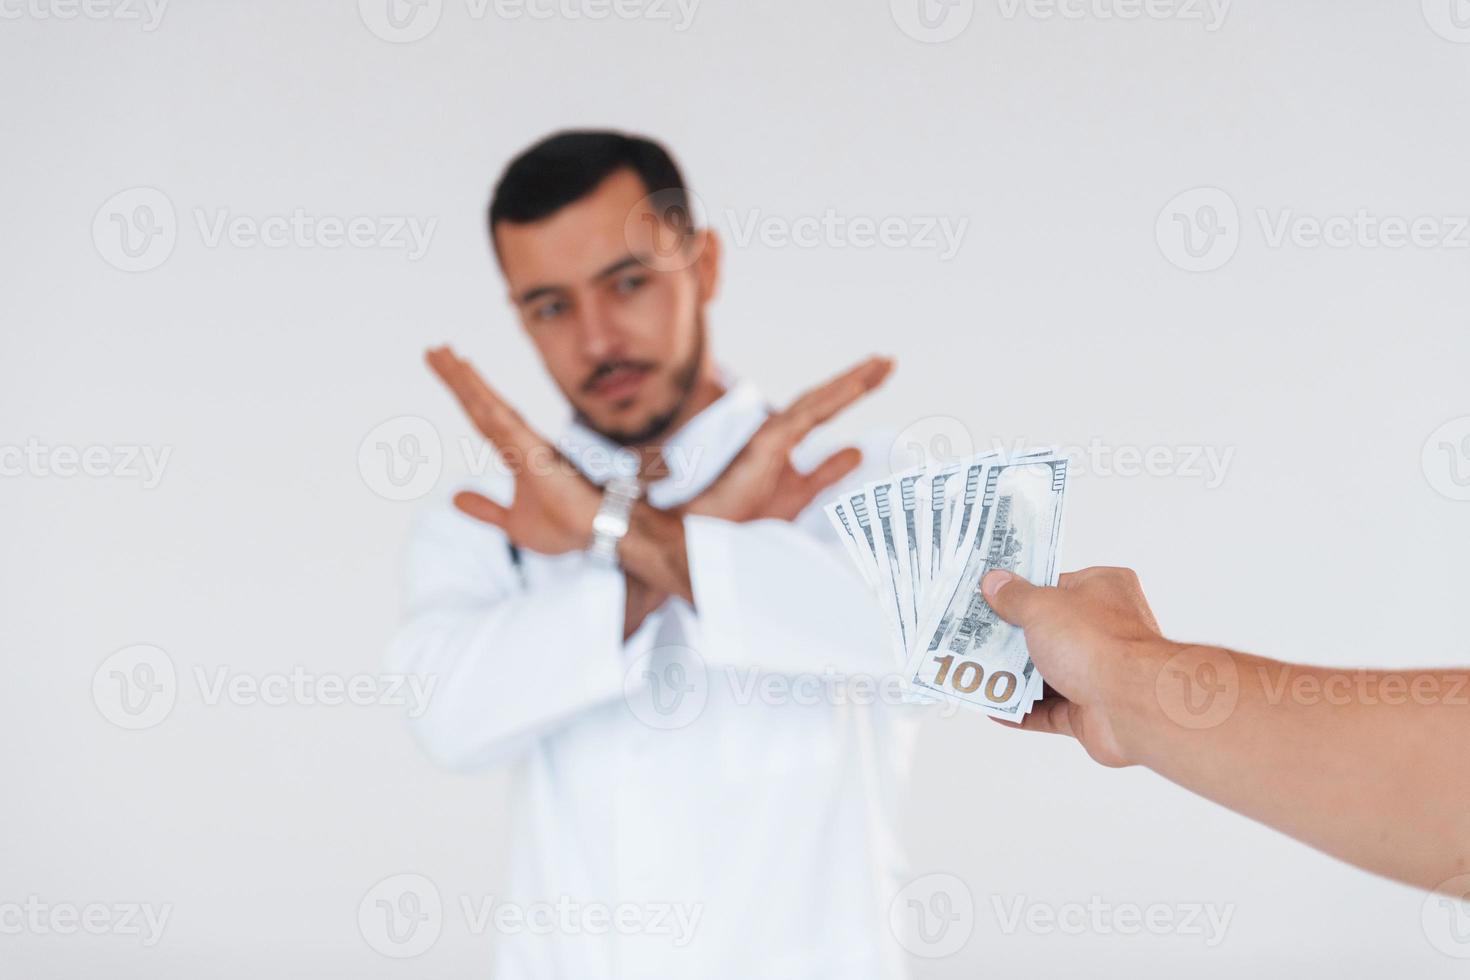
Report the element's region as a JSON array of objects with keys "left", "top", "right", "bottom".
[
  {"left": 529, "top": 297, "right": 569, "bottom": 322},
  {"left": 611, "top": 272, "right": 648, "bottom": 296}
]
